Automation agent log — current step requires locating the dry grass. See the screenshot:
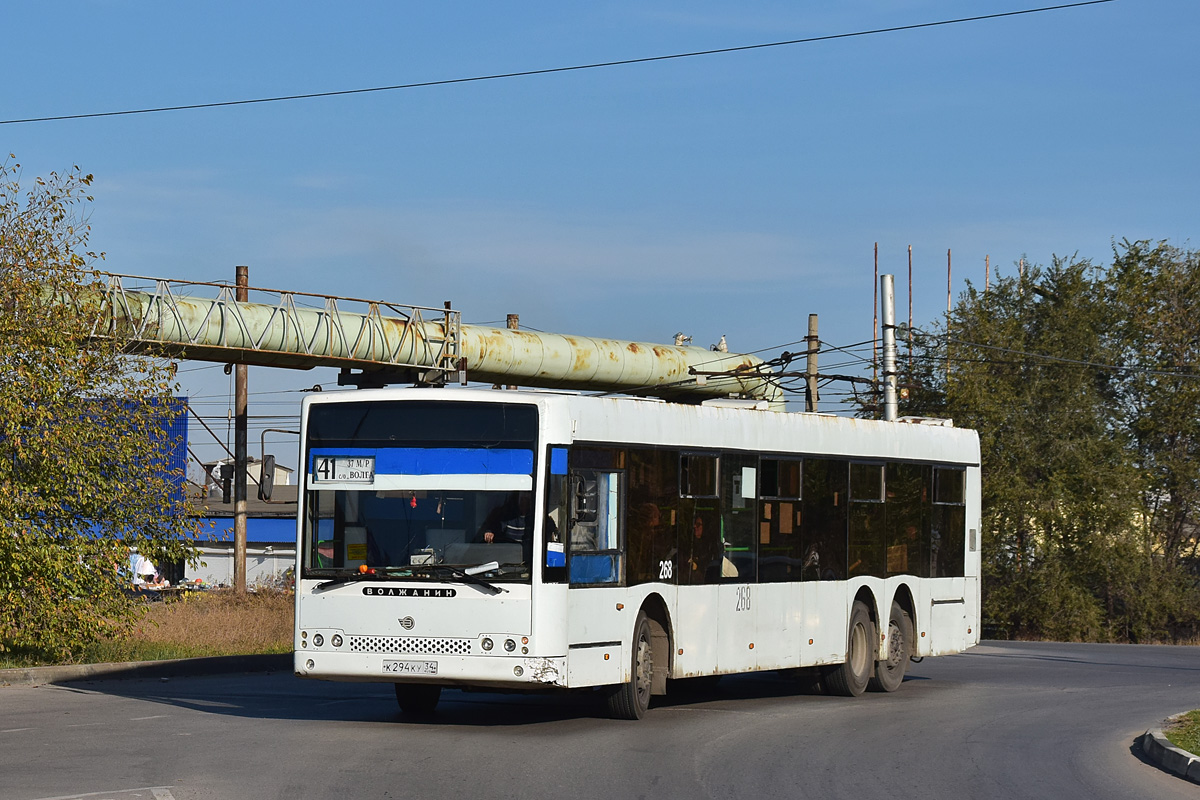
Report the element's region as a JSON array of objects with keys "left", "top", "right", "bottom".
[{"left": 78, "top": 589, "right": 294, "bottom": 664}]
